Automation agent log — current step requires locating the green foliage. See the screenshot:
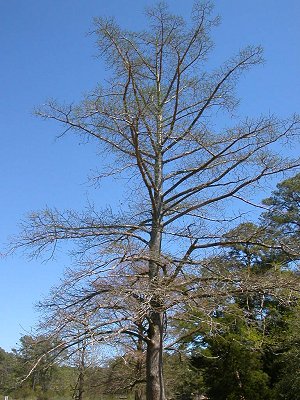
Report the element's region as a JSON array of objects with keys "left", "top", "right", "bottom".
[
  {"left": 190, "top": 309, "right": 271, "bottom": 400},
  {"left": 263, "top": 173, "right": 300, "bottom": 231},
  {"left": 200, "top": 343, "right": 270, "bottom": 400},
  {"left": 262, "top": 173, "right": 300, "bottom": 259},
  {"left": 0, "top": 347, "right": 20, "bottom": 394},
  {"left": 14, "top": 335, "right": 60, "bottom": 394},
  {"left": 164, "top": 353, "right": 205, "bottom": 400},
  {"left": 265, "top": 304, "right": 300, "bottom": 399},
  {"left": 273, "top": 350, "right": 300, "bottom": 399}
]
